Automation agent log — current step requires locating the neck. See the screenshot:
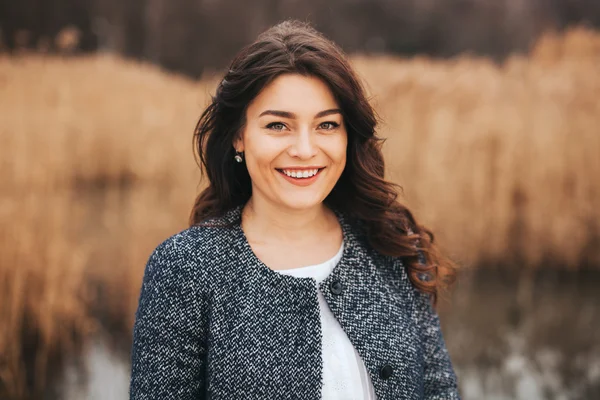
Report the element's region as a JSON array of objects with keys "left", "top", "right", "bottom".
[{"left": 241, "top": 196, "right": 336, "bottom": 243}]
